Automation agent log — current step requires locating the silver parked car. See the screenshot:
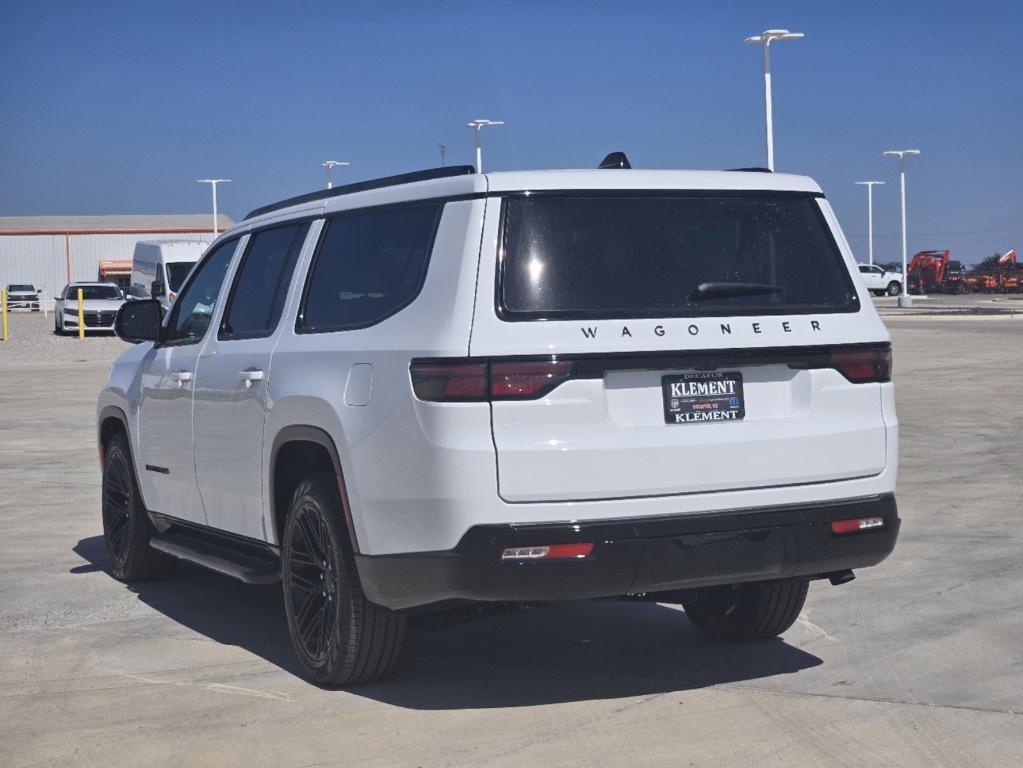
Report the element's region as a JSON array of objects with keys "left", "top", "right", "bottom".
[{"left": 5, "top": 284, "right": 41, "bottom": 311}]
